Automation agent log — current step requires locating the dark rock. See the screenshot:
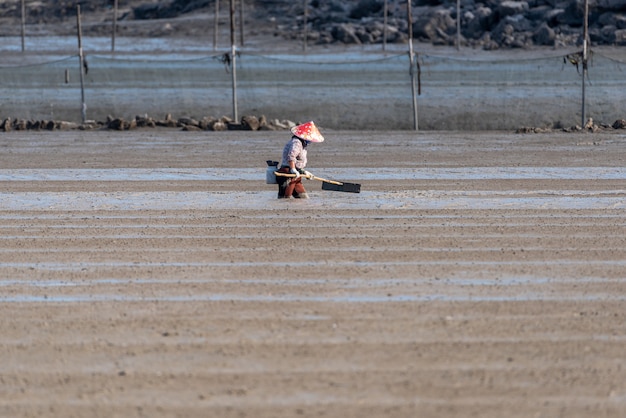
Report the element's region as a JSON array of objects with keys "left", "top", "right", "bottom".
[
  {"left": 613, "top": 14, "right": 626, "bottom": 30},
  {"left": 1, "top": 118, "right": 11, "bottom": 132},
  {"left": 157, "top": 113, "right": 178, "bottom": 128},
  {"left": 178, "top": 117, "right": 200, "bottom": 128},
  {"left": 597, "top": 0, "right": 626, "bottom": 11},
  {"left": 491, "top": 21, "right": 515, "bottom": 45},
  {"left": 543, "top": 8, "right": 566, "bottom": 26},
  {"left": 198, "top": 116, "right": 217, "bottom": 130},
  {"left": 135, "top": 115, "right": 156, "bottom": 128},
  {"left": 356, "top": 27, "right": 375, "bottom": 43},
  {"left": 226, "top": 122, "right": 246, "bottom": 131},
  {"left": 133, "top": 0, "right": 208, "bottom": 20},
  {"left": 556, "top": 2, "right": 584, "bottom": 27},
  {"left": 526, "top": 5, "right": 553, "bottom": 21},
  {"left": 413, "top": 10, "right": 455, "bottom": 43},
  {"left": 464, "top": 6, "right": 494, "bottom": 38},
  {"left": 497, "top": 1, "right": 529, "bottom": 19},
  {"left": 533, "top": 22, "right": 556, "bottom": 45},
  {"left": 331, "top": 23, "right": 362, "bottom": 44},
  {"left": 612, "top": 119, "right": 626, "bottom": 129},
  {"left": 107, "top": 118, "right": 128, "bottom": 130},
  {"left": 349, "top": 0, "right": 383, "bottom": 20},
  {"left": 414, "top": 0, "right": 447, "bottom": 5},
  {"left": 14, "top": 120, "right": 28, "bottom": 130},
  {"left": 133, "top": 3, "right": 163, "bottom": 20},
  {"left": 241, "top": 115, "right": 261, "bottom": 131}
]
